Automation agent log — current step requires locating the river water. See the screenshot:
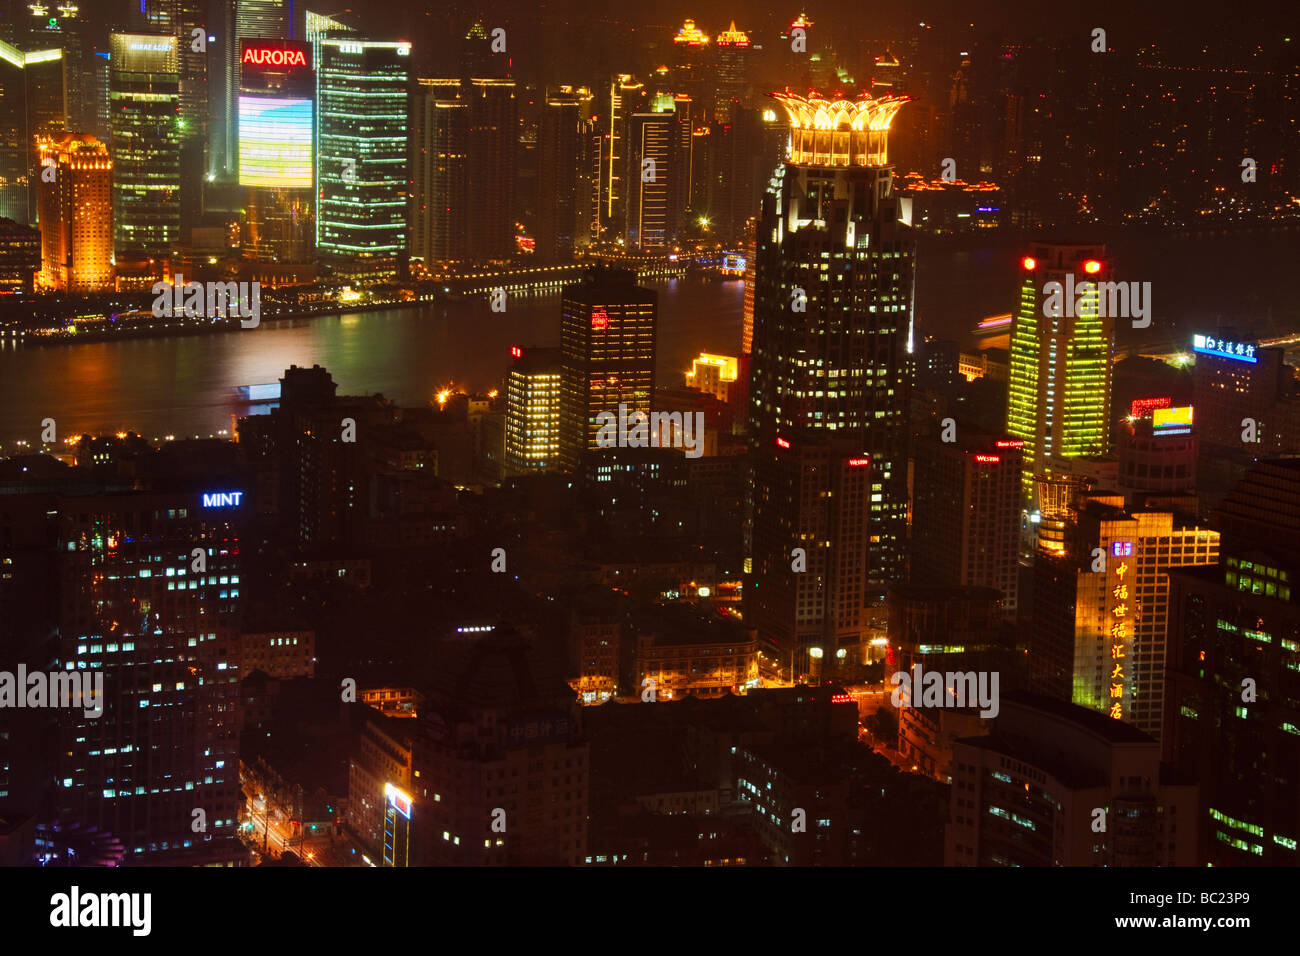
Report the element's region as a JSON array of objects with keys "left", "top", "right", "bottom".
[{"left": 1, "top": 232, "right": 1296, "bottom": 447}]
